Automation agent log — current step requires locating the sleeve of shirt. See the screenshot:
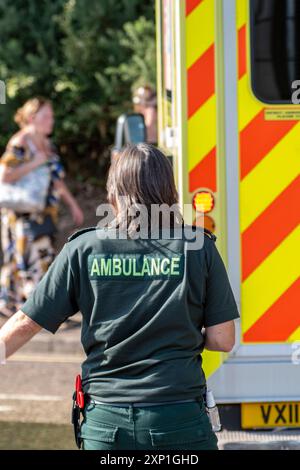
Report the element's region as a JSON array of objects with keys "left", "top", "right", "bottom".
[
  {"left": 54, "top": 159, "right": 66, "bottom": 180},
  {"left": 21, "top": 243, "right": 79, "bottom": 334},
  {"left": 203, "top": 238, "right": 240, "bottom": 327},
  {"left": 49, "top": 154, "right": 66, "bottom": 181}
]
